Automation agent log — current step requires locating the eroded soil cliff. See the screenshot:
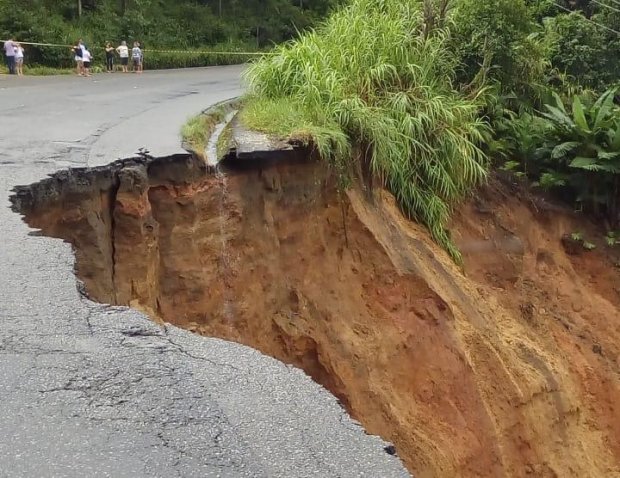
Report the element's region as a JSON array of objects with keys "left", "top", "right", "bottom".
[{"left": 12, "top": 154, "right": 620, "bottom": 478}]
